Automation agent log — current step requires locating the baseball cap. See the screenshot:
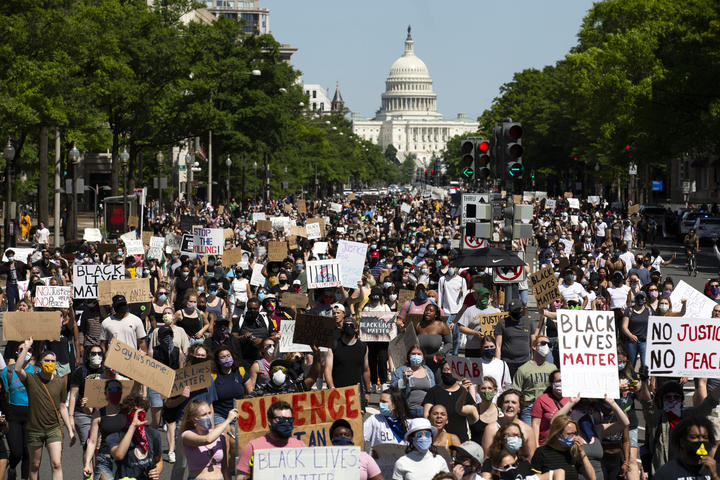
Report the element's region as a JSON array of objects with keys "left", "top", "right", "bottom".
[
  {"left": 331, "top": 303, "right": 346, "bottom": 312},
  {"left": 112, "top": 295, "right": 127, "bottom": 307},
  {"left": 450, "top": 441, "right": 484, "bottom": 464}
]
